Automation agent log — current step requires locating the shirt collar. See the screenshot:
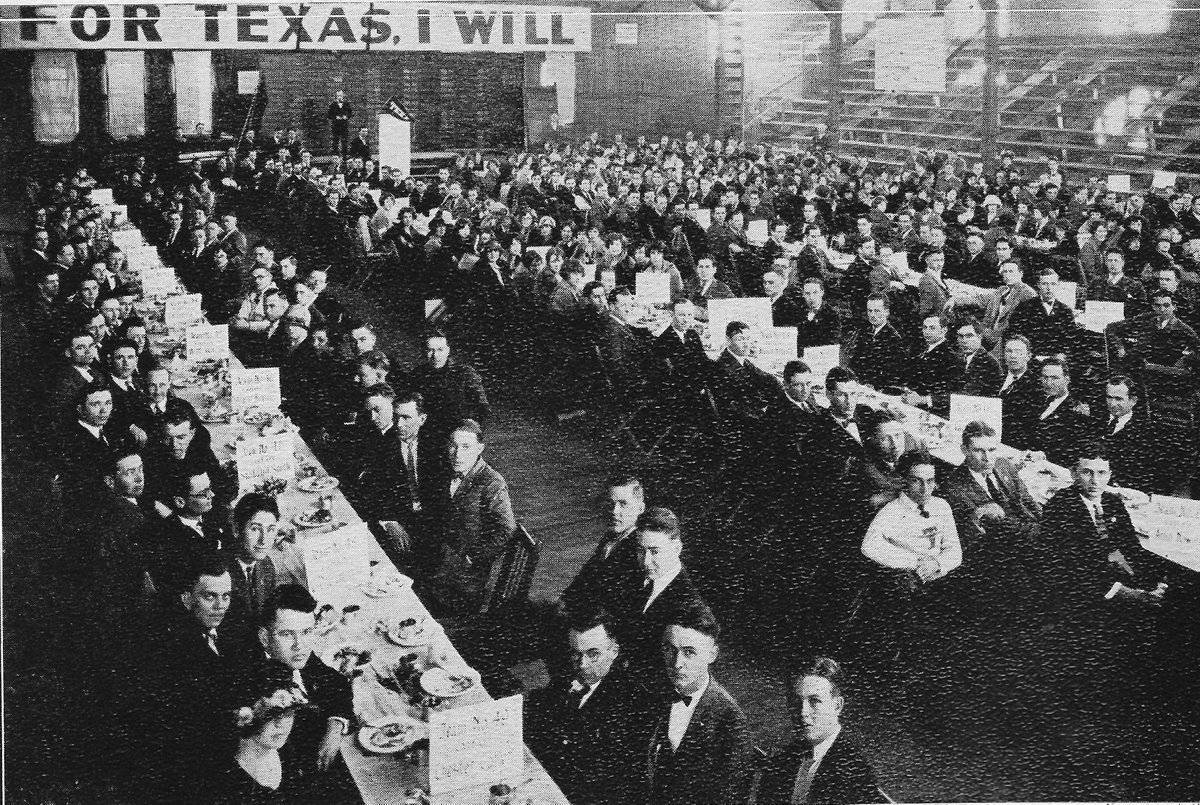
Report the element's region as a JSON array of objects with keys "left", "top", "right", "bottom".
[
  {"left": 673, "top": 675, "right": 709, "bottom": 711},
  {"left": 646, "top": 563, "right": 682, "bottom": 600},
  {"left": 78, "top": 420, "right": 102, "bottom": 438},
  {"left": 1112, "top": 411, "right": 1133, "bottom": 431},
  {"left": 811, "top": 725, "right": 842, "bottom": 767}
]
